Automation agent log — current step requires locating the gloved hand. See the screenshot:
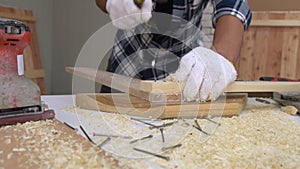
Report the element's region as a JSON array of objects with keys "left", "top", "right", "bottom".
[
  {"left": 106, "top": 0, "right": 152, "bottom": 30},
  {"left": 167, "top": 47, "right": 237, "bottom": 102}
]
